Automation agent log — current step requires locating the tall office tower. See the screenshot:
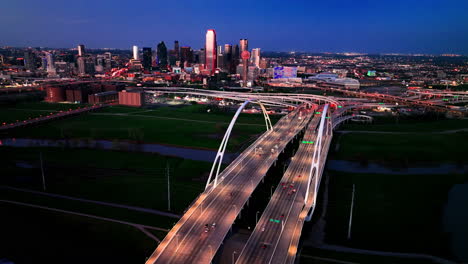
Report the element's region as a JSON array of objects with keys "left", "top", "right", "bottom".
[
  {"left": 232, "top": 44, "right": 240, "bottom": 71},
  {"left": 133, "top": 45, "right": 139, "bottom": 60},
  {"left": 233, "top": 44, "right": 239, "bottom": 59},
  {"left": 224, "top": 44, "right": 233, "bottom": 73},
  {"left": 157, "top": 41, "right": 168, "bottom": 68},
  {"left": 46, "top": 52, "right": 56, "bottom": 74},
  {"left": 216, "top": 46, "right": 224, "bottom": 70},
  {"left": 251, "top": 48, "right": 261, "bottom": 67},
  {"left": 239, "top": 39, "right": 248, "bottom": 56},
  {"left": 174, "top": 41, "right": 180, "bottom": 60},
  {"left": 24, "top": 50, "right": 36, "bottom": 71},
  {"left": 205, "top": 29, "right": 217, "bottom": 74},
  {"left": 77, "top": 56, "right": 86, "bottom": 75},
  {"left": 142, "top": 47, "right": 152, "bottom": 70},
  {"left": 180, "top": 46, "right": 193, "bottom": 66},
  {"left": 77, "top": 44, "right": 85, "bottom": 56},
  {"left": 199, "top": 48, "right": 206, "bottom": 66}
]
